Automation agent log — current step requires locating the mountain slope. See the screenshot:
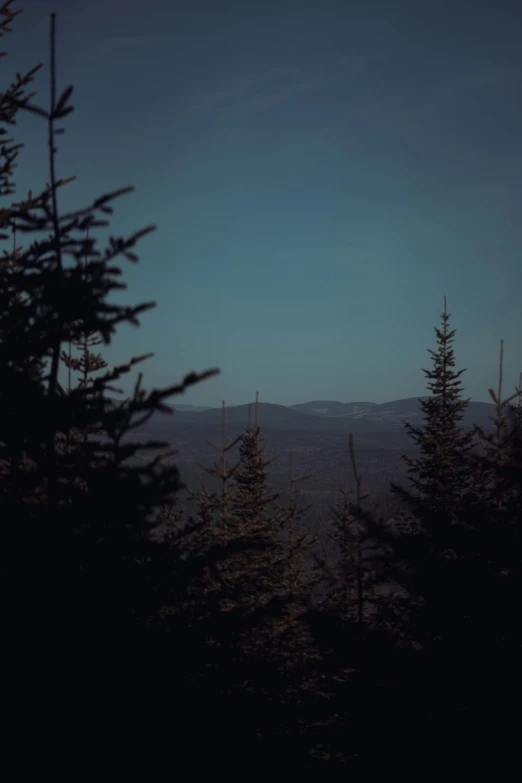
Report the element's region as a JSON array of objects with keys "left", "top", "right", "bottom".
[
  {"left": 290, "top": 400, "right": 378, "bottom": 417},
  {"left": 135, "top": 397, "right": 499, "bottom": 448},
  {"left": 289, "top": 397, "right": 497, "bottom": 429},
  {"left": 172, "top": 403, "right": 214, "bottom": 412}
]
